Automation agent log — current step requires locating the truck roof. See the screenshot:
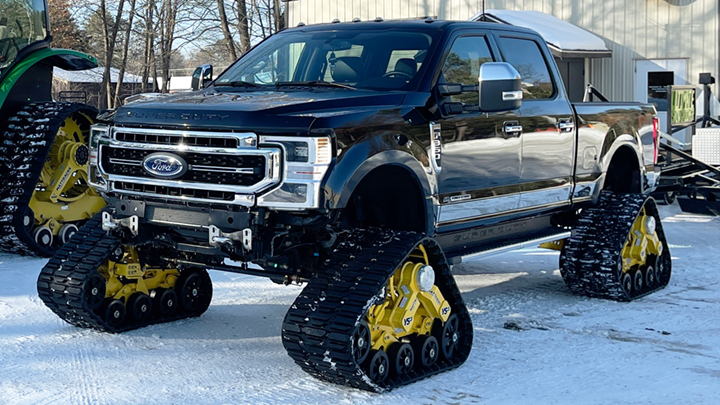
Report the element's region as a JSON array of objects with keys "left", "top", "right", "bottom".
[{"left": 284, "top": 18, "right": 541, "bottom": 37}]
